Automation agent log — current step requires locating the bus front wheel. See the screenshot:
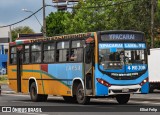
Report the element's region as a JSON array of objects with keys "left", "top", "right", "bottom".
[
  {"left": 30, "top": 82, "right": 48, "bottom": 102},
  {"left": 116, "top": 94, "right": 130, "bottom": 104},
  {"left": 76, "top": 83, "right": 90, "bottom": 104}
]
